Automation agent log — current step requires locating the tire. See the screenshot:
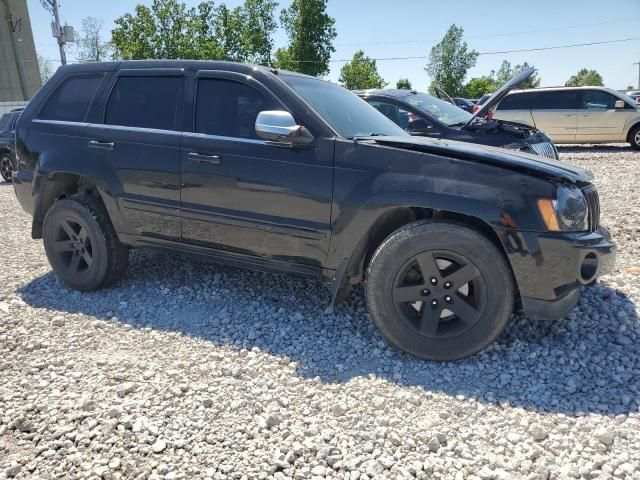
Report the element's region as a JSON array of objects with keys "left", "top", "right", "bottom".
[
  {"left": 0, "top": 153, "right": 16, "bottom": 183},
  {"left": 366, "top": 220, "right": 514, "bottom": 361},
  {"left": 42, "top": 195, "right": 129, "bottom": 291},
  {"left": 629, "top": 124, "right": 640, "bottom": 150}
]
